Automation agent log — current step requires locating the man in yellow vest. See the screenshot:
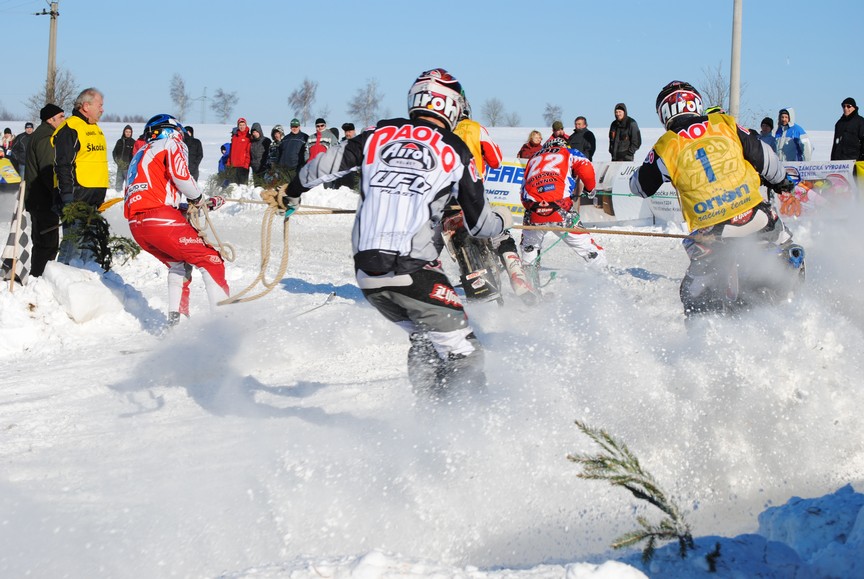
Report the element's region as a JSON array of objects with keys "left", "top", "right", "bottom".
[
  {"left": 630, "top": 80, "right": 802, "bottom": 316},
  {"left": 52, "top": 87, "right": 109, "bottom": 264}
]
